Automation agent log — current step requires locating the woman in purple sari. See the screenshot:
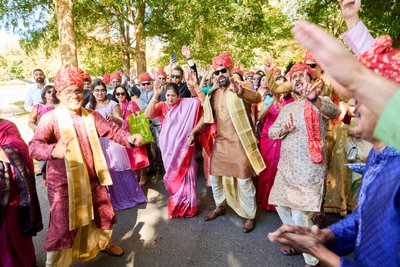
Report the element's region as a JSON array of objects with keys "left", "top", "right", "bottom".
[
  {"left": 257, "top": 84, "right": 294, "bottom": 211},
  {"left": 144, "top": 83, "right": 201, "bottom": 218}
]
